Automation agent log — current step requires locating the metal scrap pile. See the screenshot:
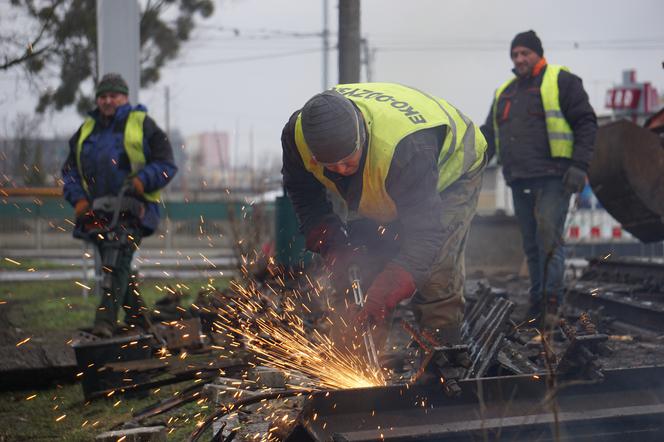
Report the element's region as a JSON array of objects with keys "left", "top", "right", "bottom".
[
  {"left": 79, "top": 256, "right": 664, "bottom": 441},
  {"left": 567, "top": 256, "right": 664, "bottom": 334}
]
